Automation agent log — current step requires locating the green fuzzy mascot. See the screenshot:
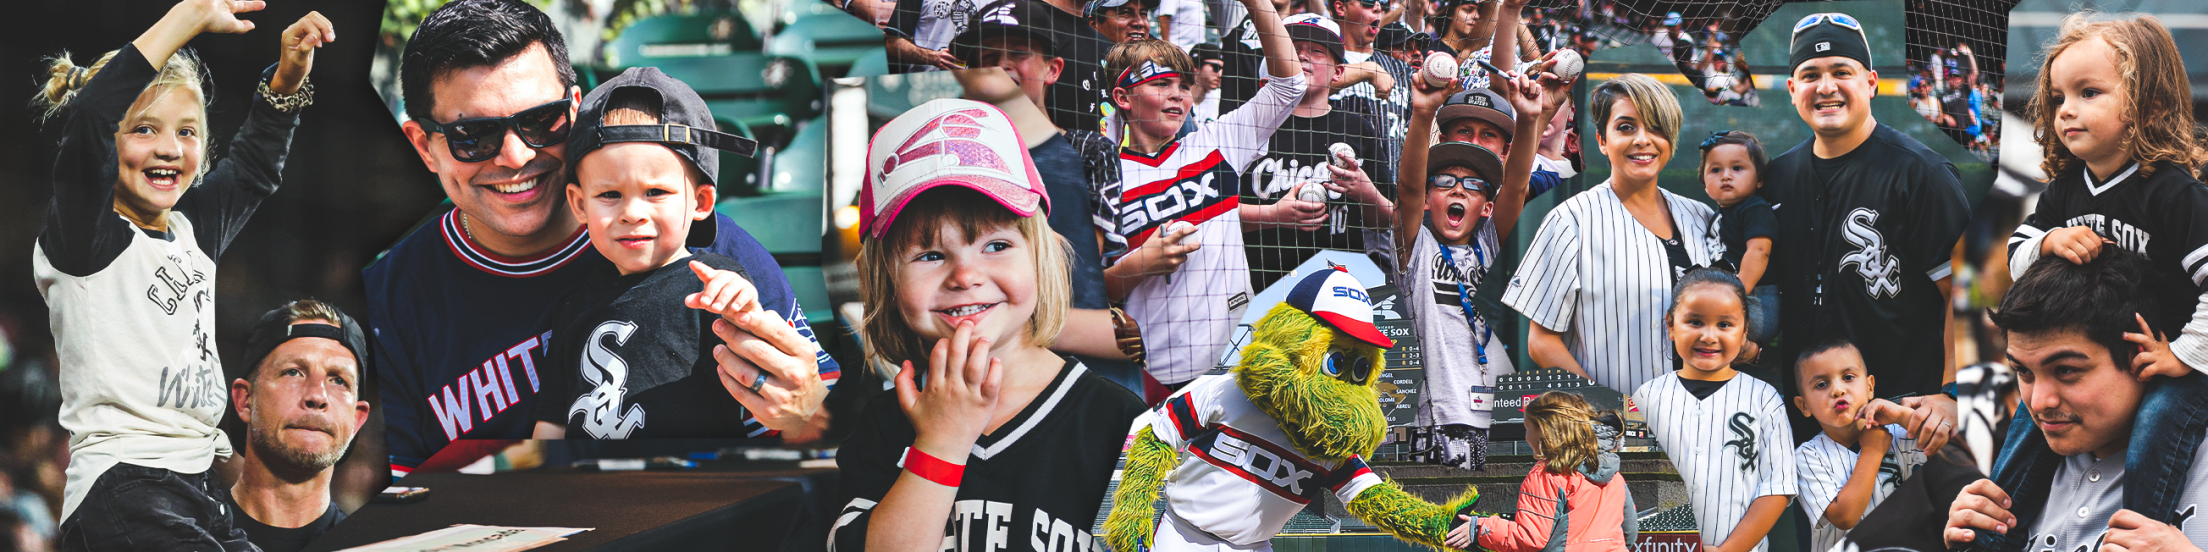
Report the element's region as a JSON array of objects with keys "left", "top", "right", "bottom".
[{"left": 1105, "top": 268, "right": 1486, "bottom": 552}]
